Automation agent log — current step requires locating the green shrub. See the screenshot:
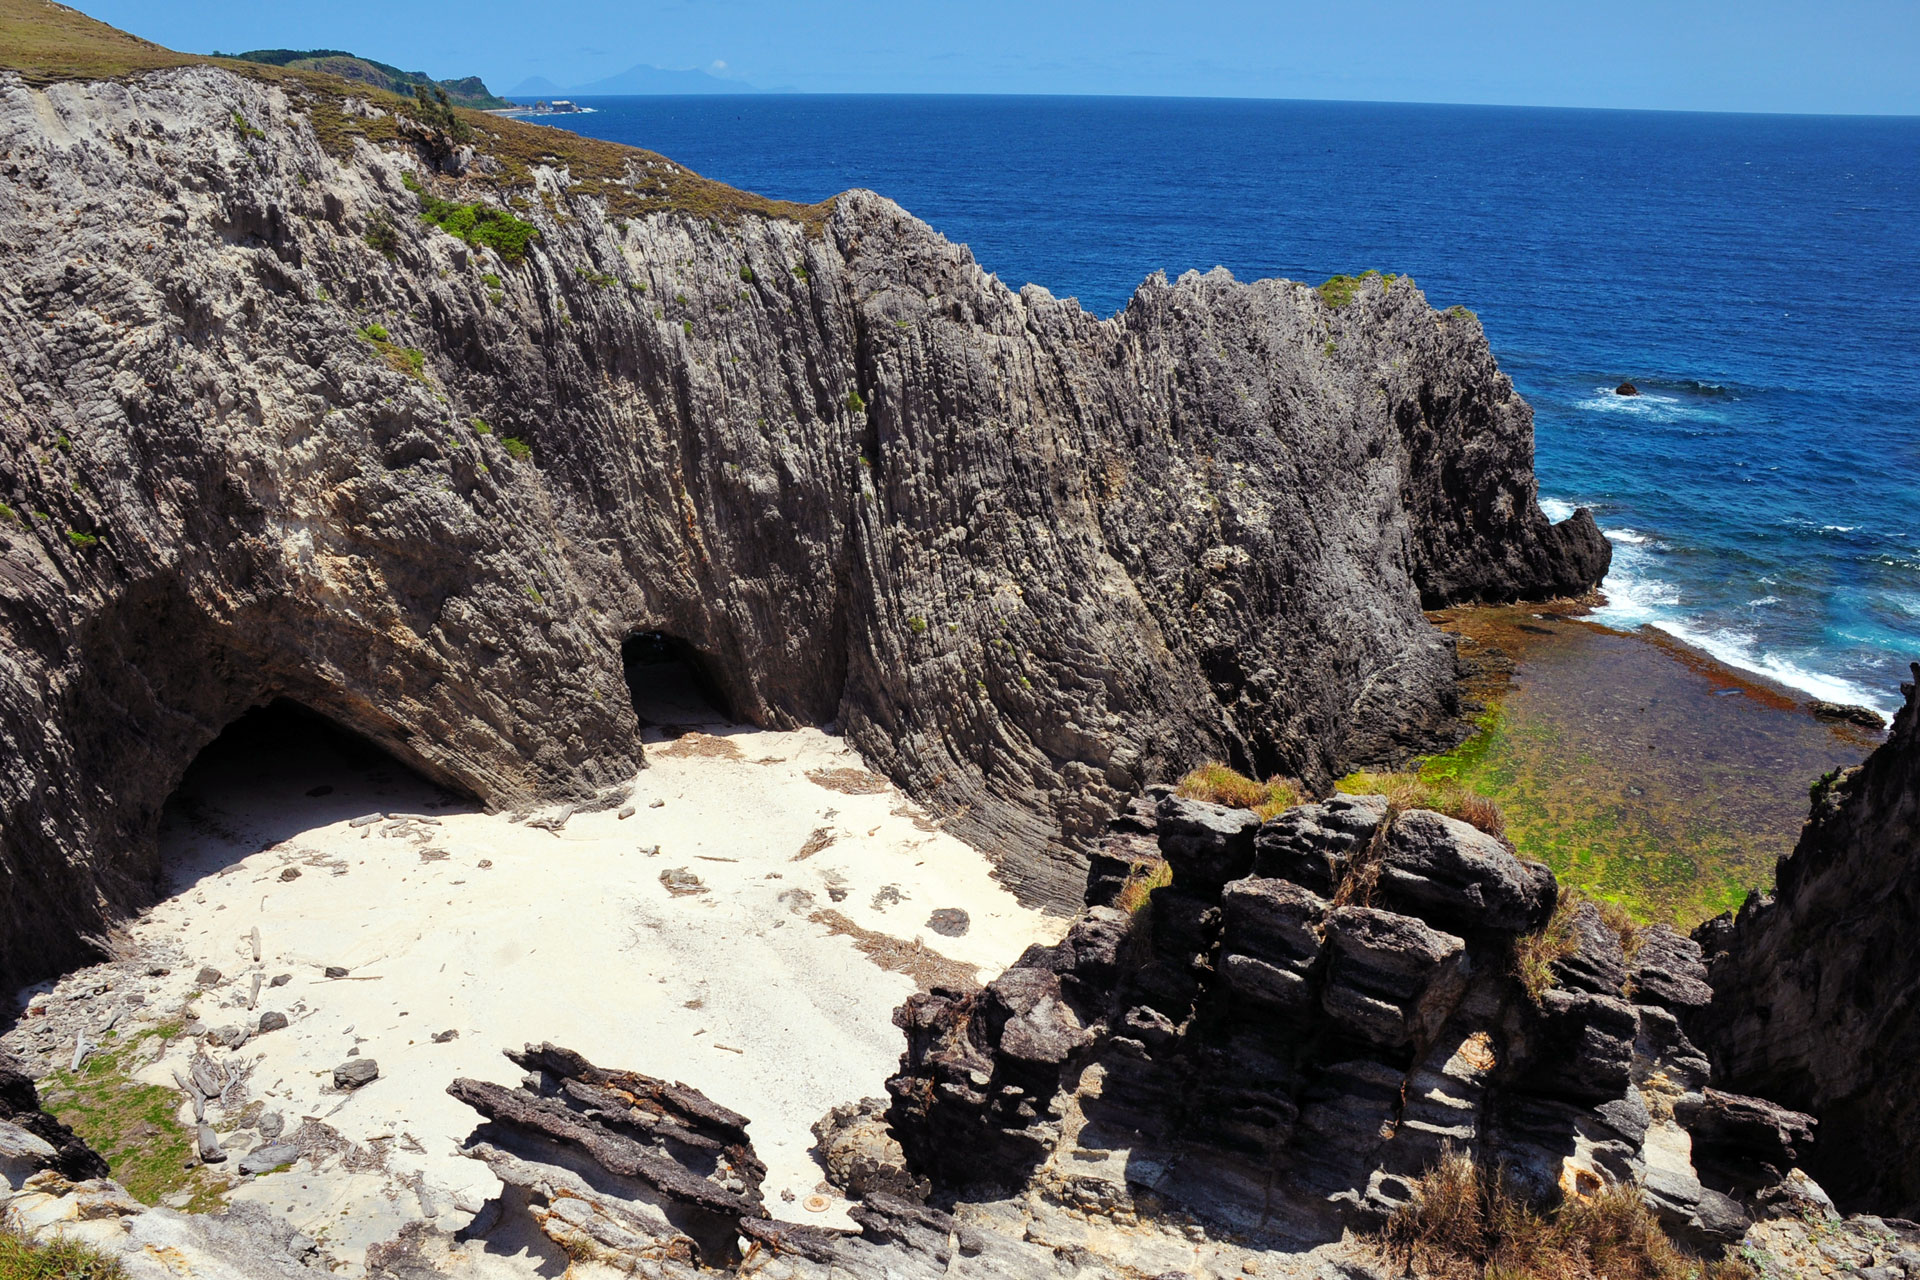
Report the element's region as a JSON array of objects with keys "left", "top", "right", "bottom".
[
  {"left": 66, "top": 529, "right": 98, "bottom": 548},
  {"left": 357, "top": 322, "right": 390, "bottom": 342},
  {"left": 792, "top": 262, "right": 810, "bottom": 281},
  {"left": 0, "top": 504, "right": 15, "bottom": 524},
  {"left": 738, "top": 264, "right": 754, "bottom": 283},
  {"left": 409, "top": 84, "right": 471, "bottom": 143},
  {"left": 364, "top": 213, "right": 400, "bottom": 258},
  {"left": 407, "top": 178, "right": 539, "bottom": 264},
  {"left": 574, "top": 266, "right": 618, "bottom": 289},
  {"left": 231, "top": 111, "right": 264, "bottom": 140},
  {"left": 908, "top": 615, "right": 928, "bottom": 634},
  {"left": 501, "top": 436, "right": 532, "bottom": 461},
  {"left": 682, "top": 320, "right": 693, "bottom": 336},
  {"left": 470, "top": 417, "right": 492, "bottom": 435},
  {"left": 481, "top": 272, "right": 502, "bottom": 289},
  {"left": 845, "top": 388, "right": 866, "bottom": 414}
]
